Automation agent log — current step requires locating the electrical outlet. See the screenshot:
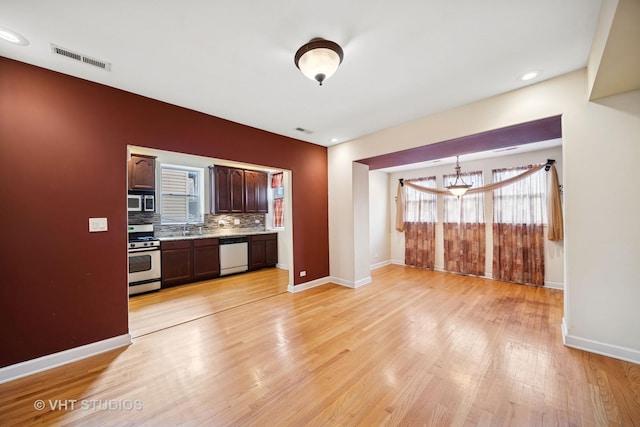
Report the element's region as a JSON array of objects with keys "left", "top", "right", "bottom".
[
  {"left": 300, "top": 270, "right": 306, "bottom": 277},
  {"left": 89, "top": 217, "right": 108, "bottom": 232},
  {"left": 234, "top": 219, "right": 240, "bottom": 225}
]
